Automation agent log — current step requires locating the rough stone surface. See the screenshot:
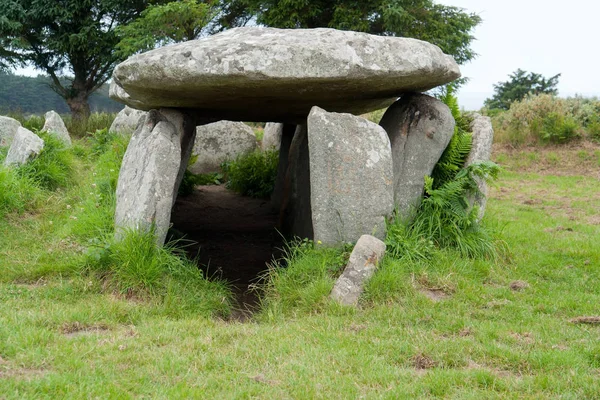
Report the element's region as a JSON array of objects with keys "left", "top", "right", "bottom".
[
  {"left": 114, "top": 109, "right": 185, "bottom": 246},
  {"left": 109, "top": 106, "right": 148, "bottom": 134},
  {"left": 330, "top": 235, "right": 386, "bottom": 306},
  {"left": 278, "top": 125, "right": 313, "bottom": 239},
  {"left": 379, "top": 93, "right": 455, "bottom": 220},
  {"left": 110, "top": 27, "right": 461, "bottom": 123},
  {"left": 261, "top": 123, "right": 283, "bottom": 150},
  {"left": 189, "top": 120, "right": 257, "bottom": 174},
  {"left": 0, "top": 116, "right": 22, "bottom": 148},
  {"left": 271, "top": 124, "right": 296, "bottom": 211},
  {"left": 308, "top": 106, "right": 394, "bottom": 245},
  {"left": 466, "top": 113, "right": 494, "bottom": 221},
  {"left": 4, "top": 127, "right": 44, "bottom": 166},
  {"left": 42, "top": 111, "right": 72, "bottom": 146}
]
